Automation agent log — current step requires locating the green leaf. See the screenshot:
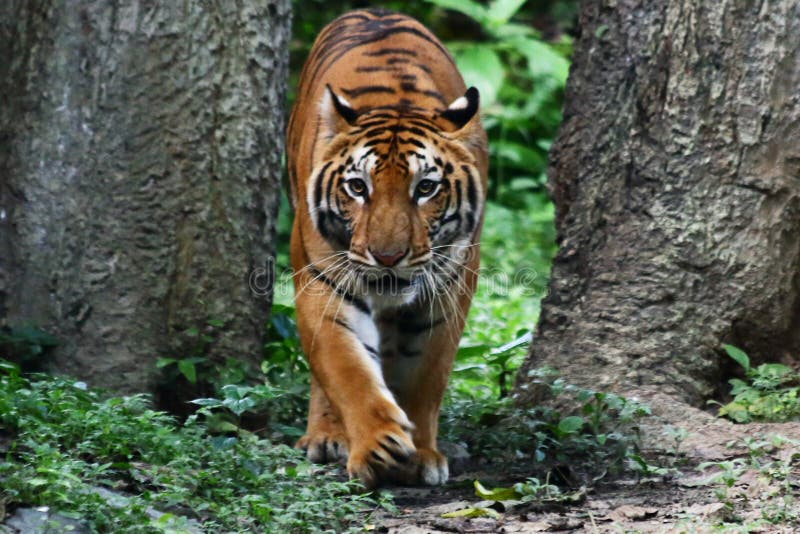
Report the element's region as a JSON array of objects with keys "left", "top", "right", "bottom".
[
  {"left": 487, "top": 0, "right": 526, "bottom": 26},
  {"left": 492, "top": 140, "right": 546, "bottom": 170},
  {"left": 190, "top": 398, "right": 223, "bottom": 407},
  {"left": 425, "top": 0, "right": 488, "bottom": 26},
  {"left": 557, "top": 416, "right": 584, "bottom": 435},
  {"left": 453, "top": 46, "right": 504, "bottom": 108},
  {"left": 510, "top": 37, "right": 570, "bottom": 85},
  {"left": 457, "top": 344, "right": 491, "bottom": 359},
  {"left": 474, "top": 480, "right": 520, "bottom": 501},
  {"left": 178, "top": 359, "right": 197, "bottom": 384},
  {"left": 723, "top": 344, "right": 750, "bottom": 371},
  {"left": 155, "top": 358, "right": 176, "bottom": 369},
  {"left": 441, "top": 506, "right": 500, "bottom": 519}
]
